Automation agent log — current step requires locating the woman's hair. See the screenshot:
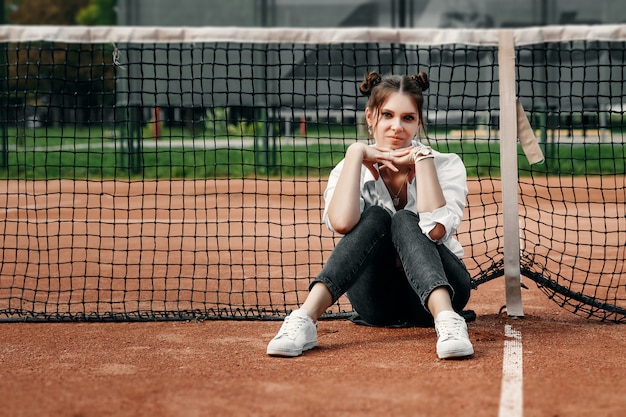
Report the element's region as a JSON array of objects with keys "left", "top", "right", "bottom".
[{"left": 359, "top": 71, "right": 429, "bottom": 138}]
